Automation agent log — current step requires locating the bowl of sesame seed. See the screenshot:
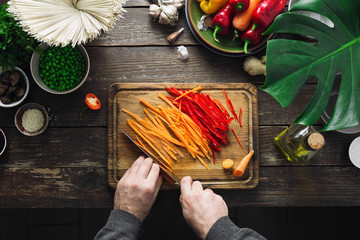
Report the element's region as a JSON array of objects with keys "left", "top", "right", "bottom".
[{"left": 14, "top": 103, "right": 49, "bottom": 136}]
